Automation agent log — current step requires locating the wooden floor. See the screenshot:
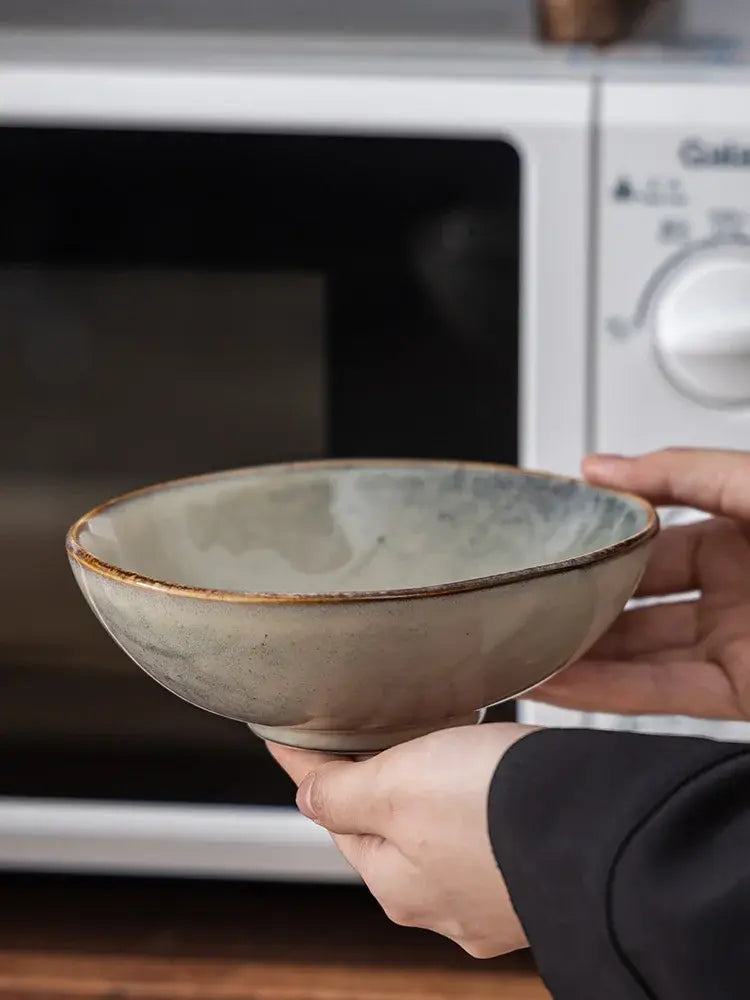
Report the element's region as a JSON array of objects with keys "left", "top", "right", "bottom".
[{"left": 0, "top": 874, "right": 549, "bottom": 999}]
